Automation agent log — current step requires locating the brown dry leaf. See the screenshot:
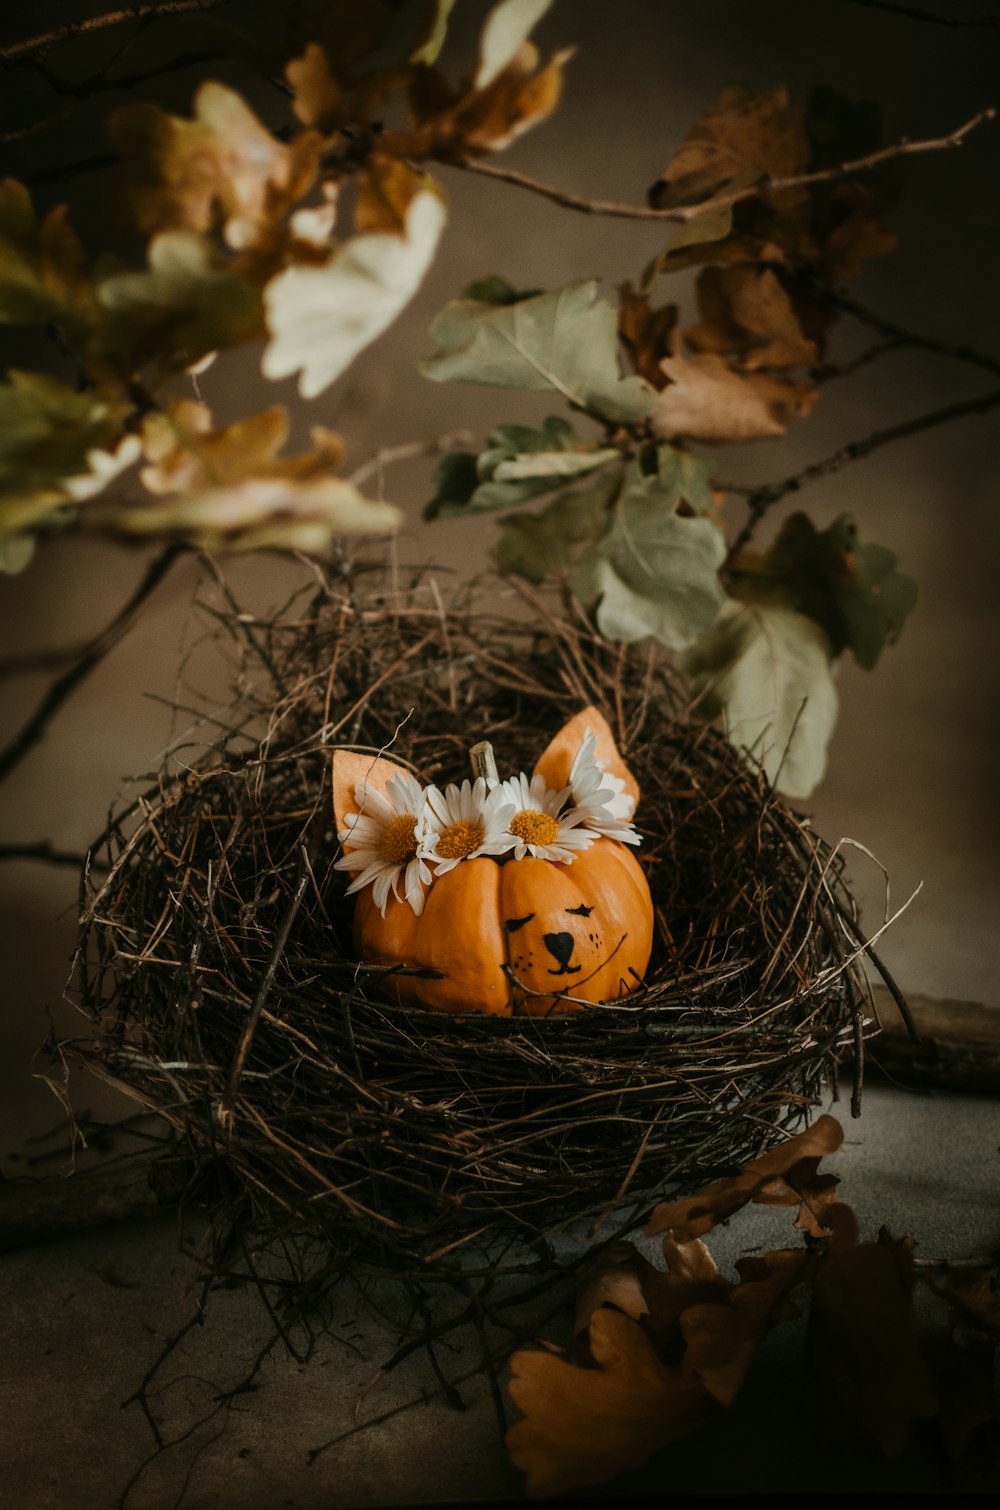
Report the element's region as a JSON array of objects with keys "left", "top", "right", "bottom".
[
  {"left": 108, "top": 83, "right": 322, "bottom": 249},
  {"left": 354, "top": 157, "right": 431, "bottom": 235},
  {"left": 649, "top": 85, "right": 808, "bottom": 209},
  {"left": 650, "top": 352, "right": 818, "bottom": 443},
  {"left": 818, "top": 184, "right": 899, "bottom": 281},
  {"left": 646, "top": 1114, "right": 843, "bottom": 1242},
  {"left": 686, "top": 266, "right": 817, "bottom": 371},
  {"left": 618, "top": 282, "right": 678, "bottom": 389},
  {"left": 755, "top": 1155, "right": 841, "bottom": 1238},
  {"left": 924, "top": 1265, "right": 1000, "bottom": 1343},
  {"left": 391, "top": 41, "right": 571, "bottom": 161},
  {"left": 91, "top": 399, "right": 397, "bottom": 550},
  {"left": 507, "top": 1307, "right": 713, "bottom": 1498},
  {"left": 286, "top": 41, "right": 344, "bottom": 133},
  {"left": 681, "top": 1248, "right": 815, "bottom": 1406},
  {"left": 573, "top": 1242, "right": 650, "bottom": 1364},
  {"left": 807, "top": 1204, "right": 937, "bottom": 1457}
]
